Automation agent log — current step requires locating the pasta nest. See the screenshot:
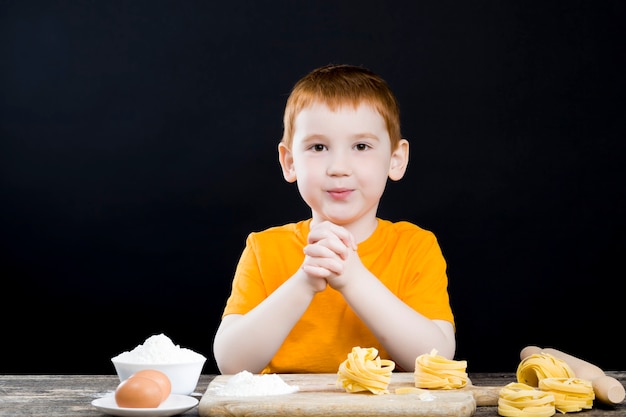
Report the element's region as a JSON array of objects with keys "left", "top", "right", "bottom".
[
  {"left": 498, "top": 382, "right": 556, "bottom": 417},
  {"left": 336, "top": 346, "right": 395, "bottom": 395},
  {"left": 516, "top": 353, "right": 575, "bottom": 387},
  {"left": 414, "top": 349, "right": 468, "bottom": 389},
  {"left": 538, "top": 377, "right": 594, "bottom": 413}
]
